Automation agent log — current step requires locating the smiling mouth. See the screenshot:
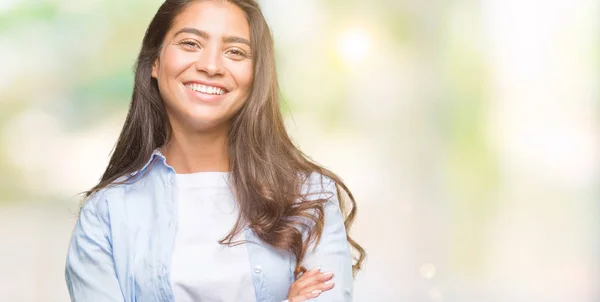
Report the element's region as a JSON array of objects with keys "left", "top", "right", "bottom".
[{"left": 184, "top": 83, "right": 228, "bottom": 95}]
